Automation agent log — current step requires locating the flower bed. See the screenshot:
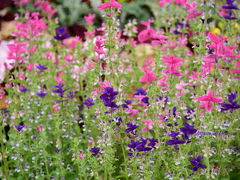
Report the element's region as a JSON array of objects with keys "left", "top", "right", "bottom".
[{"left": 0, "top": 0, "right": 240, "bottom": 179}]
